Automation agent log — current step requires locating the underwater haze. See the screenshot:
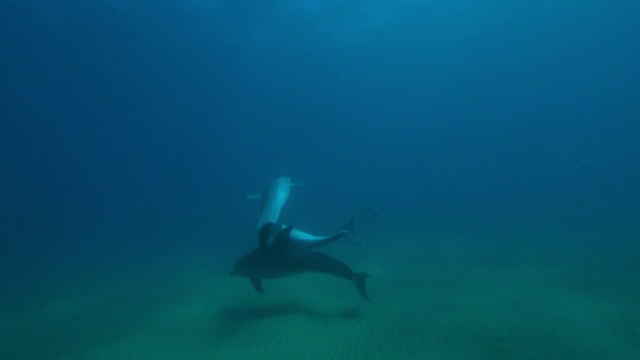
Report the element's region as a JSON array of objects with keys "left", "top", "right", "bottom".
[{"left": 2, "top": 0, "right": 640, "bottom": 359}]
